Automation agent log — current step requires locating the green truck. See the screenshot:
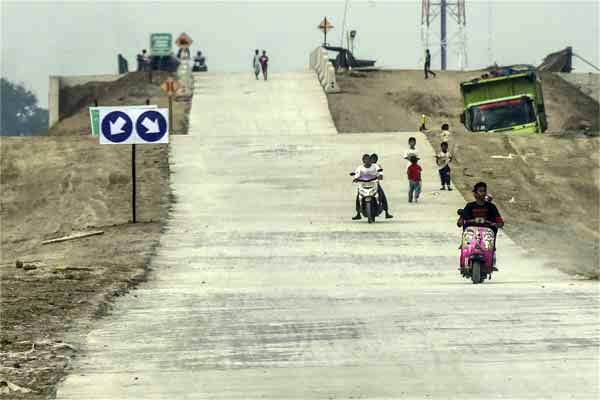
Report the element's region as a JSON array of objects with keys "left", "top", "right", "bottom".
[{"left": 459, "top": 65, "right": 548, "bottom": 134}]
